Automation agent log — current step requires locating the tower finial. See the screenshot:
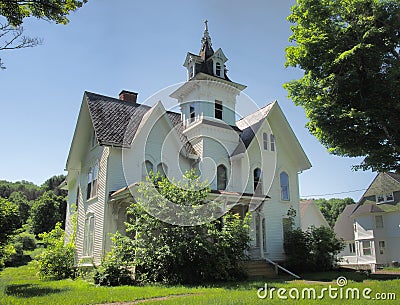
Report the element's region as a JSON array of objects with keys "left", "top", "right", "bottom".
[{"left": 201, "top": 19, "right": 212, "bottom": 48}]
